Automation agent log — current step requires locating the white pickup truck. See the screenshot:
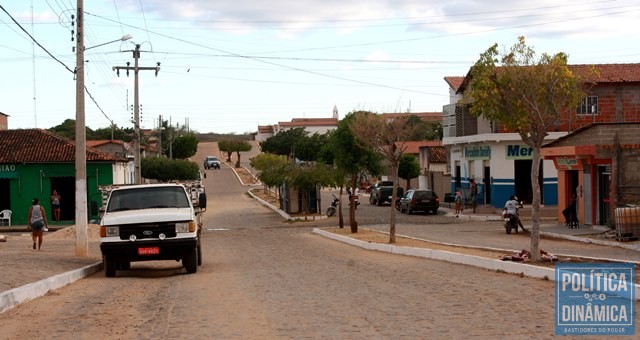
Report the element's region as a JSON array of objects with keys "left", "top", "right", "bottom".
[{"left": 99, "top": 182, "right": 206, "bottom": 277}]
